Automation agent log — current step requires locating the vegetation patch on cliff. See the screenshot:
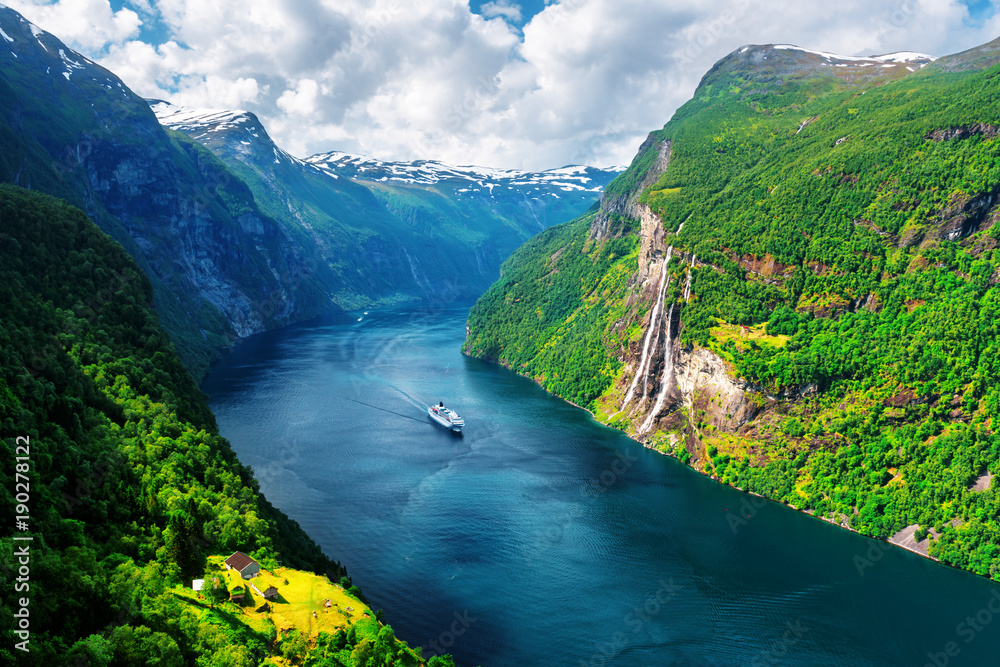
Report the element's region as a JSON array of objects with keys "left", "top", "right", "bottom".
[
  {"left": 464, "top": 40, "right": 1000, "bottom": 582},
  {"left": 0, "top": 185, "right": 450, "bottom": 666}
]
